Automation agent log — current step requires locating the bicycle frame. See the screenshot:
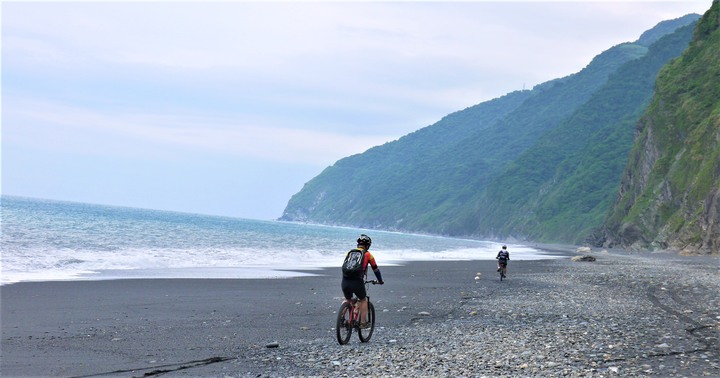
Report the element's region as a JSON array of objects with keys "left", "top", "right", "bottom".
[{"left": 336, "top": 280, "right": 377, "bottom": 344}]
